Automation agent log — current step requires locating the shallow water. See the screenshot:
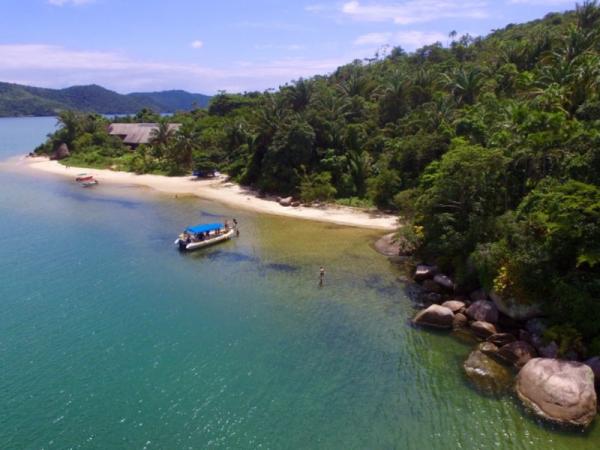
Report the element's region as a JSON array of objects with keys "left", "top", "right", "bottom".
[{"left": 0, "top": 117, "right": 598, "bottom": 449}]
